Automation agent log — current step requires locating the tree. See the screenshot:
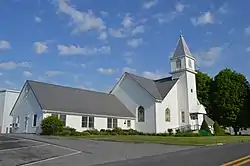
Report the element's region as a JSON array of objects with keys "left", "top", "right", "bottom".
[
  {"left": 41, "top": 116, "right": 64, "bottom": 135},
  {"left": 196, "top": 70, "right": 212, "bottom": 115},
  {"left": 213, "top": 121, "right": 225, "bottom": 136},
  {"left": 210, "top": 68, "right": 249, "bottom": 134}
]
